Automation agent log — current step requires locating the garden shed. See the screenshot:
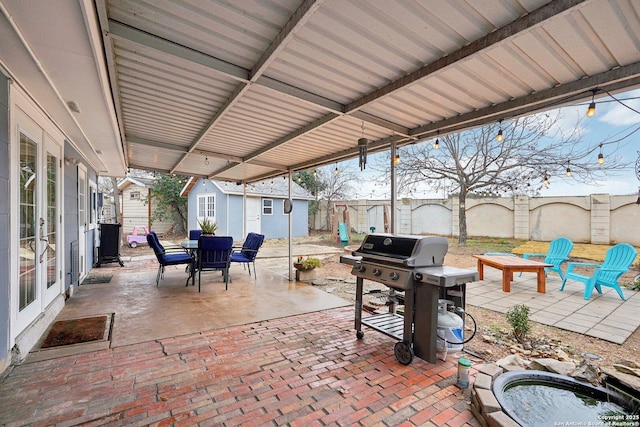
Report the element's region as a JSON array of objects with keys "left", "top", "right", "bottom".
[{"left": 181, "top": 178, "right": 314, "bottom": 241}]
